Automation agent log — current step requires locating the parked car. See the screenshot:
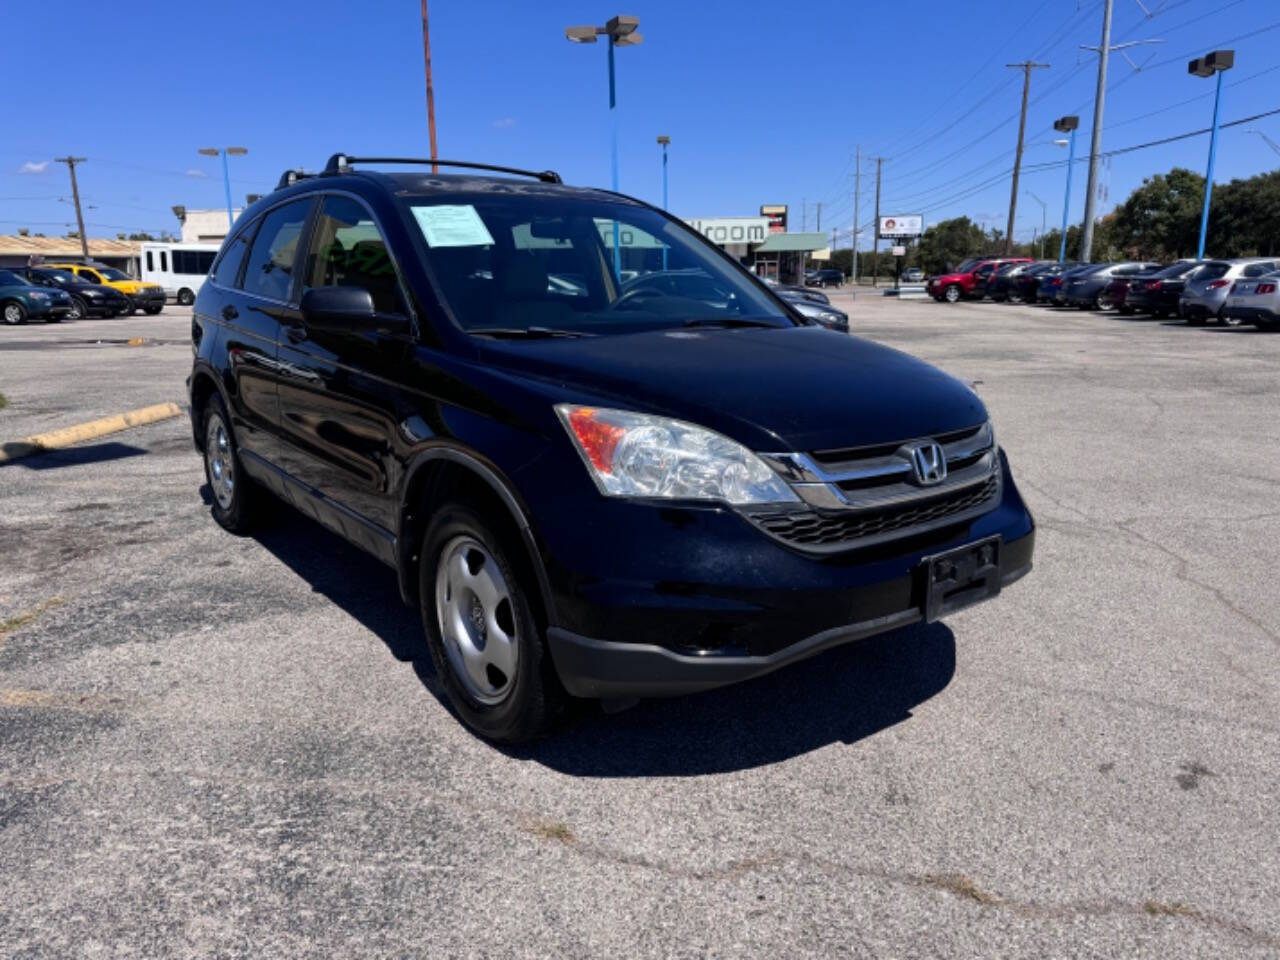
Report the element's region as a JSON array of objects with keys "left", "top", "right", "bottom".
[
  {"left": 805, "top": 268, "right": 844, "bottom": 288},
  {"left": 0, "top": 268, "right": 74, "bottom": 324},
  {"left": 1037, "top": 263, "right": 1098, "bottom": 305},
  {"left": 902, "top": 266, "right": 924, "bottom": 282},
  {"left": 1224, "top": 269, "right": 1280, "bottom": 331},
  {"left": 760, "top": 274, "right": 830, "bottom": 304},
  {"left": 927, "top": 257, "right": 1032, "bottom": 302},
  {"left": 1122, "top": 260, "right": 1201, "bottom": 317},
  {"left": 1016, "top": 262, "right": 1077, "bottom": 303},
  {"left": 40, "top": 261, "right": 166, "bottom": 314},
  {"left": 1180, "top": 258, "right": 1280, "bottom": 325},
  {"left": 14, "top": 266, "right": 131, "bottom": 319},
  {"left": 1063, "top": 262, "right": 1162, "bottom": 310},
  {"left": 989, "top": 261, "right": 1053, "bottom": 302},
  {"left": 189, "top": 154, "right": 1035, "bottom": 741},
  {"left": 777, "top": 289, "right": 849, "bottom": 332}
]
